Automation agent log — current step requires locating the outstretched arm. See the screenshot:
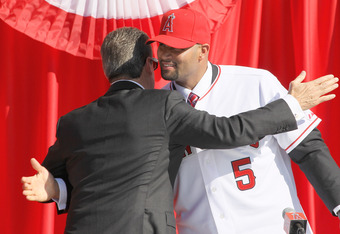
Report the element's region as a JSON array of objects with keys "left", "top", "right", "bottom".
[{"left": 21, "top": 158, "right": 59, "bottom": 202}]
